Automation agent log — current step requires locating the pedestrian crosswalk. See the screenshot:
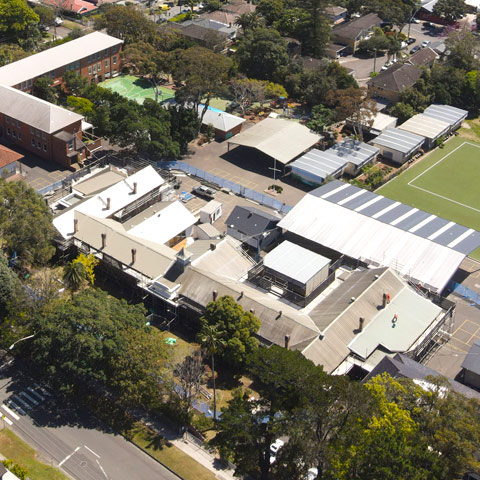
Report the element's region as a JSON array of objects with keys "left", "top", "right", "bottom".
[{"left": 1, "top": 384, "right": 51, "bottom": 426}]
